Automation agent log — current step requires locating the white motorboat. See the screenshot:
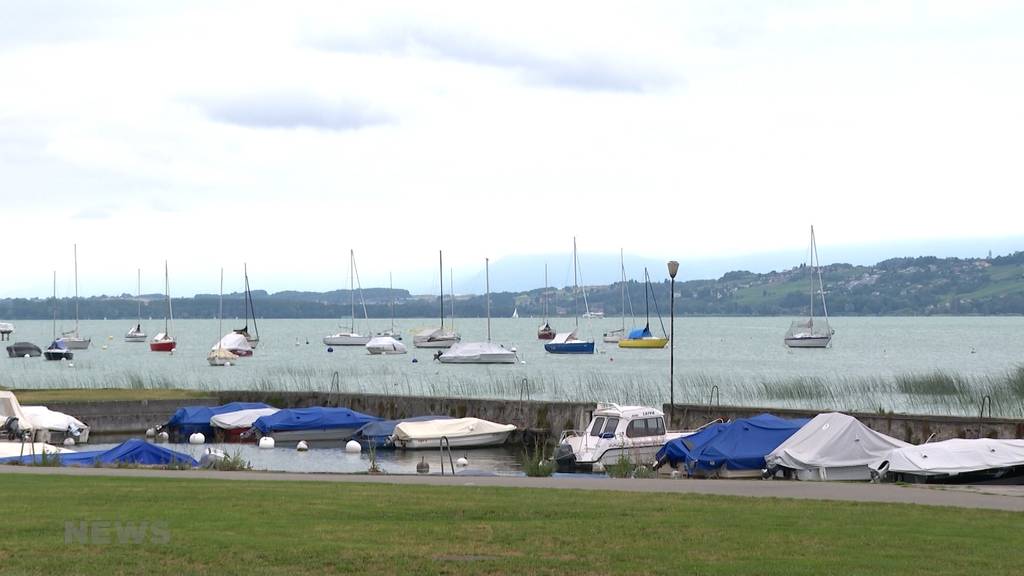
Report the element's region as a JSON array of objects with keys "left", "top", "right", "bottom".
[
  {"left": 438, "top": 258, "right": 516, "bottom": 364},
  {"left": 784, "top": 226, "right": 834, "bottom": 348},
  {"left": 366, "top": 335, "right": 407, "bottom": 355},
  {"left": 21, "top": 405, "right": 90, "bottom": 444},
  {"left": 873, "top": 438, "right": 1024, "bottom": 485},
  {"left": 210, "top": 407, "right": 280, "bottom": 441},
  {"left": 554, "top": 403, "right": 690, "bottom": 471},
  {"left": 391, "top": 417, "right": 516, "bottom": 449},
  {"left": 323, "top": 250, "right": 372, "bottom": 346}
]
